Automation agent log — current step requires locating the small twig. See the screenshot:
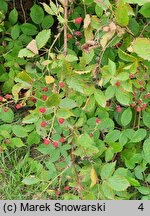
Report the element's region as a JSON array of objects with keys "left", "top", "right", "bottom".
[
  {"left": 47, "top": 108, "right": 57, "bottom": 139},
  {"left": 20, "top": 0, "right": 26, "bottom": 23},
  {"left": 63, "top": 0, "right": 68, "bottom": 56},
  {"left": 139, "top": 21, "right": 150, "bottom": 37}
]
